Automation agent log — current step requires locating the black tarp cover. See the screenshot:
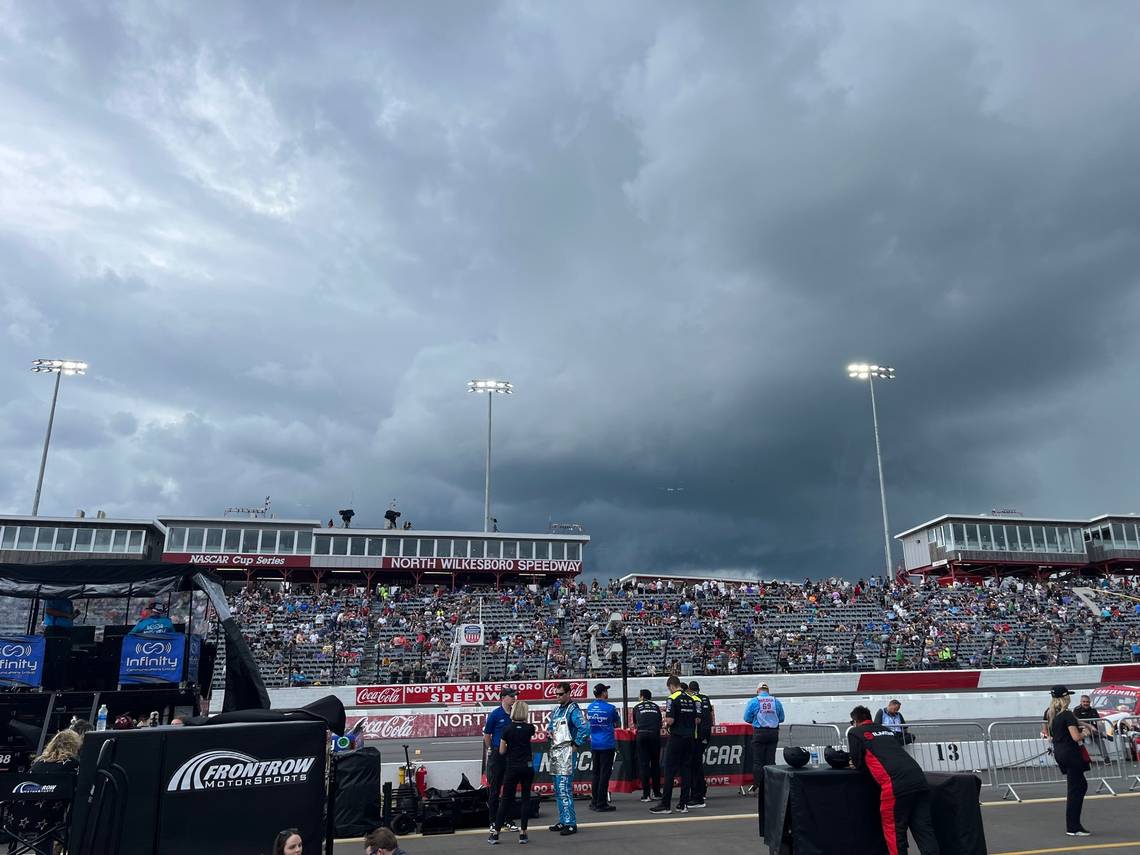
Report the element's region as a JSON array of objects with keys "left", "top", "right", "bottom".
[
  {"left": 0, "top": 559, "right": 270, "bottom": 712},
  {"left": 0, "top": 558, "right": 210, "bottom": 599}
]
